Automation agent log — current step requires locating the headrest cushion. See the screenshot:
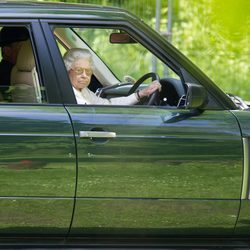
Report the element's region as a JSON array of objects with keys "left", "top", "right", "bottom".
[{"left": 16, "top": 40, "right": 35, "bottom": 72}]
